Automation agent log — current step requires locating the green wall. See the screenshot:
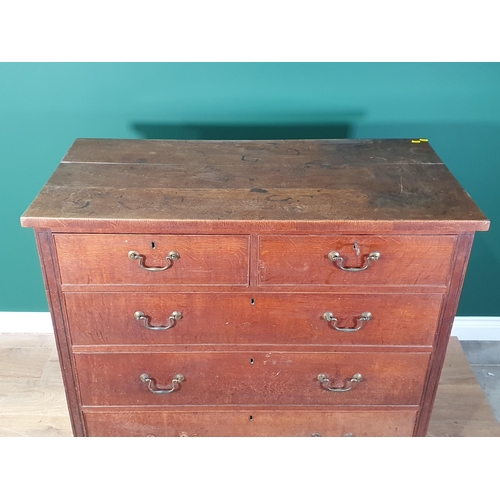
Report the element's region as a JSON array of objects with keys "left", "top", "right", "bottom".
[{"left": 1, "top": 63, "right": 499, "bottom": 314}]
